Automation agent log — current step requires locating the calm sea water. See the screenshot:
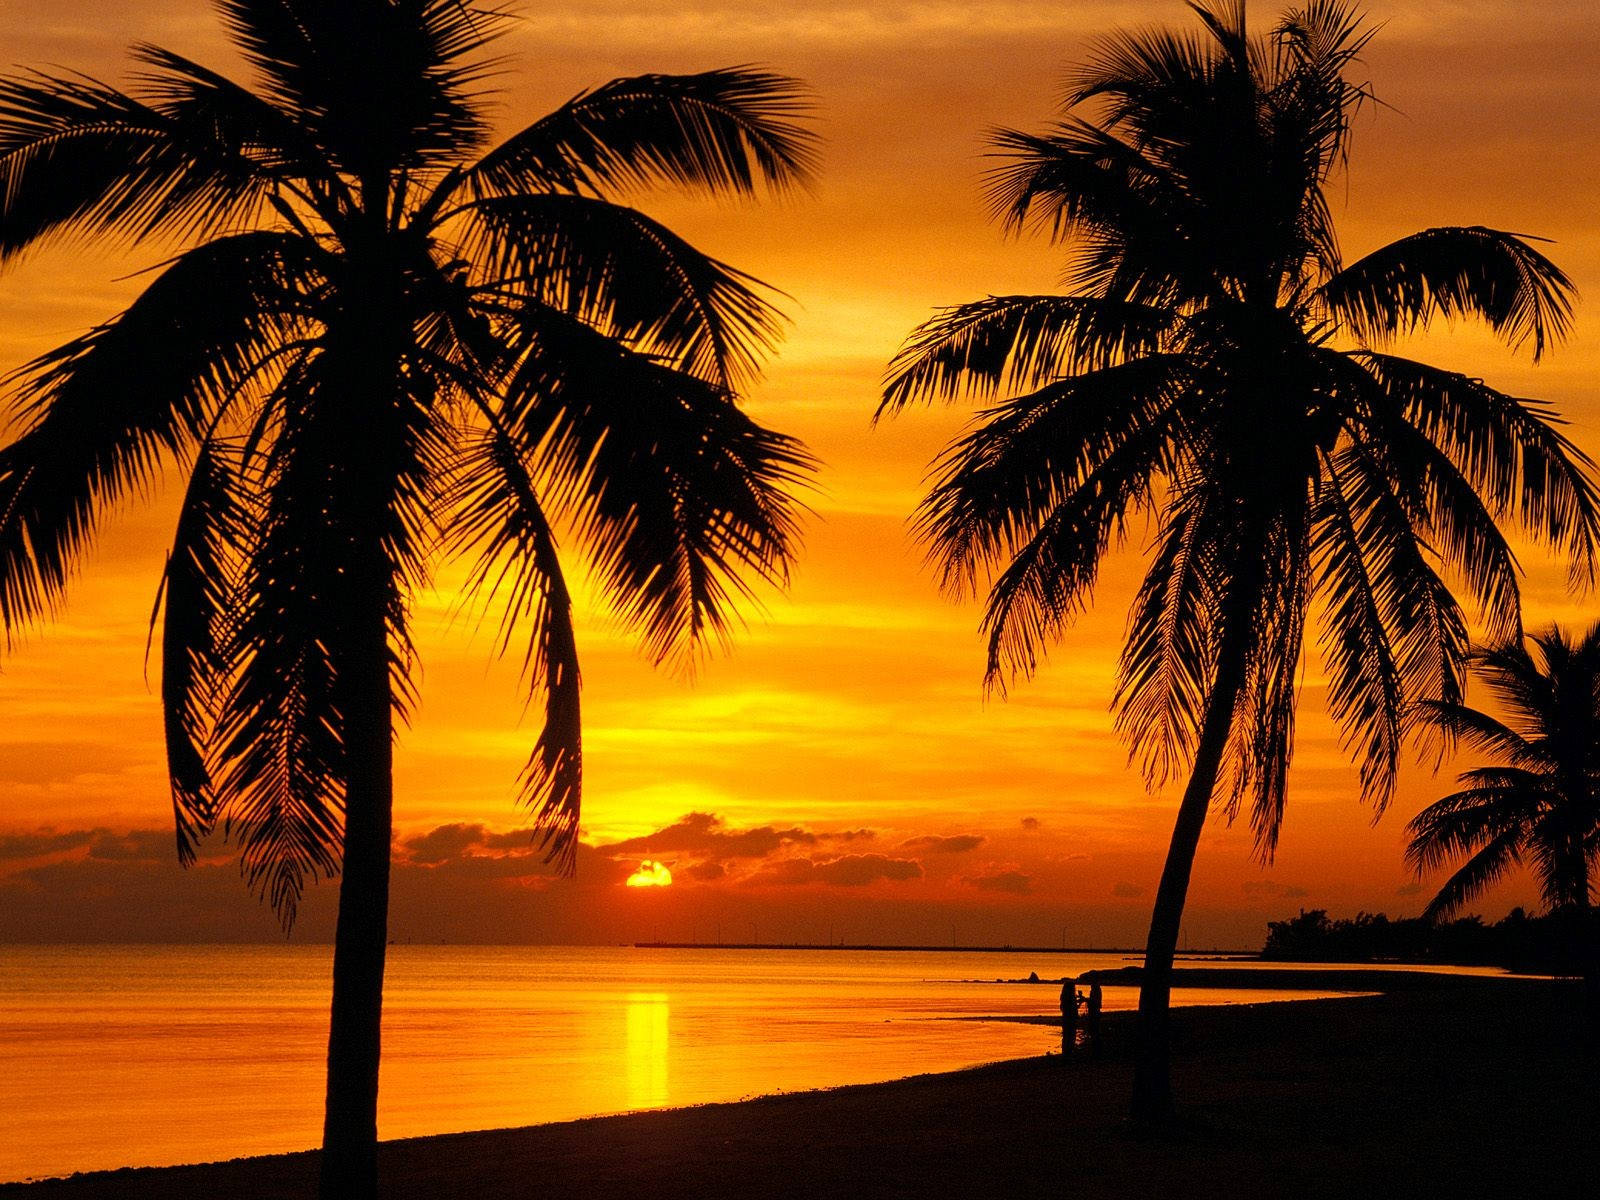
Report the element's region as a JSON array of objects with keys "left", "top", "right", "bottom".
[{"left": 0, "top": 943, "right": 1438, "bottom": 1182}]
